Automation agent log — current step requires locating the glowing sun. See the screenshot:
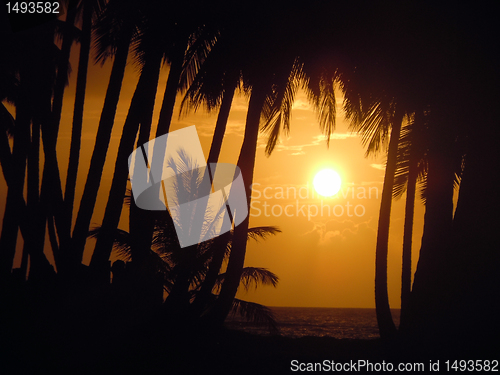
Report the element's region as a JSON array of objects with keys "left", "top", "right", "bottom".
[{"left": 313, "top": 169, "right": 342, "bottom": 197}]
